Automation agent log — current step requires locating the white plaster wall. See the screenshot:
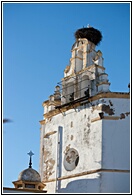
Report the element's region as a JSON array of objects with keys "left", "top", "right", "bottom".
[
  {"left": 40, "top": 97, "right": 130, "bottom": 193},
  {"left": 45, "top": 173, "right": 101, "bottom": 193},
  {"left": 75, "top": 58, "right": 83, "bottom": 72},
  {"left": 98, "top": 67, "right": 104, "bottom": 74},
  {"left": 61, "top": 107, "right": 102, "bottom": 175},
  {"left": 58, "top": 173, "right": 101, "bottom": 193},
  {"left": 101, "top": 98, "right": 130, "bottom": 193},
  {"left": 87, "top": 51, "right": 96, "bottom": 66},
  {"left": 43, "top": 171, "right": 130, "bottom": 193},
  {"left": 100, "top": 172, "right": 130, "bottom": 193},
  {"left": 105, "top": 98, "right": 130, "bottom": 117},
  {"left": 99, "top": 74, "right": 108, "bottom": 81},
  {"left": 98, "top": 84, "right": 110, "bottom": 92},
  {"left": 41, "top": 117, "right": 60, "bottom": 182},
  {"left": 45, "top": 105, "right": 48, "bottom": 114},
  {"left": 100, "top": 97, "right": 130, "bottom": 118},
  {"left": 41, "top": 104, "right": 103, "bottom": 192},
  {"left": 102, "top": 117, "right": 130, "bottom": 169}
]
